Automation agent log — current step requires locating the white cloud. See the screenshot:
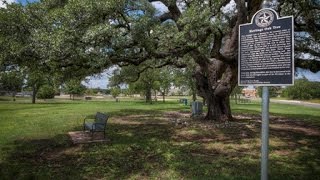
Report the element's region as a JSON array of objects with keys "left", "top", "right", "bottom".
[
  {"left": 296, "top": 67, "right": 320, "bottom": 82},
  {"left": 82, "top": 68, "right": 117, "bottom": 89},
  {"left": 0, "top": 0, "right": 16, "bottom": 8},
  {"left": 151, "top": 1, "right": 169, "bottom": 16},
  {"left": 82, "top": 78, "right": 108, "bottom": 89},
  {"left": 82, "top": 72, "right": 109, "bottom": 89},
  {"left": 221, "top": 0, "right": 236, "bottom": 14}
]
